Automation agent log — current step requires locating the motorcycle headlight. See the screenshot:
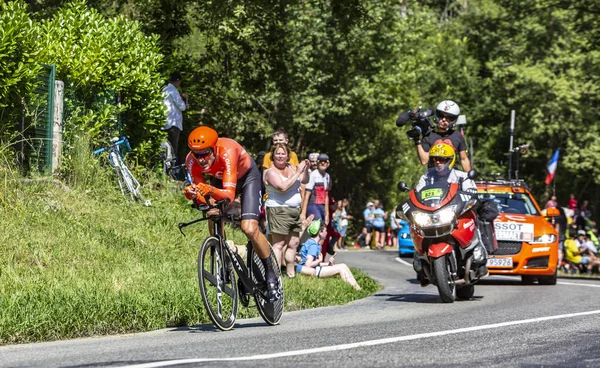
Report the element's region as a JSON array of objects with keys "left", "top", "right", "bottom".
[
  {"left": 413, "top": 206, "right": 457, "bottom": 228},
  {"left": 530, "top": 234, "right": 557, "bottom": 244}
]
